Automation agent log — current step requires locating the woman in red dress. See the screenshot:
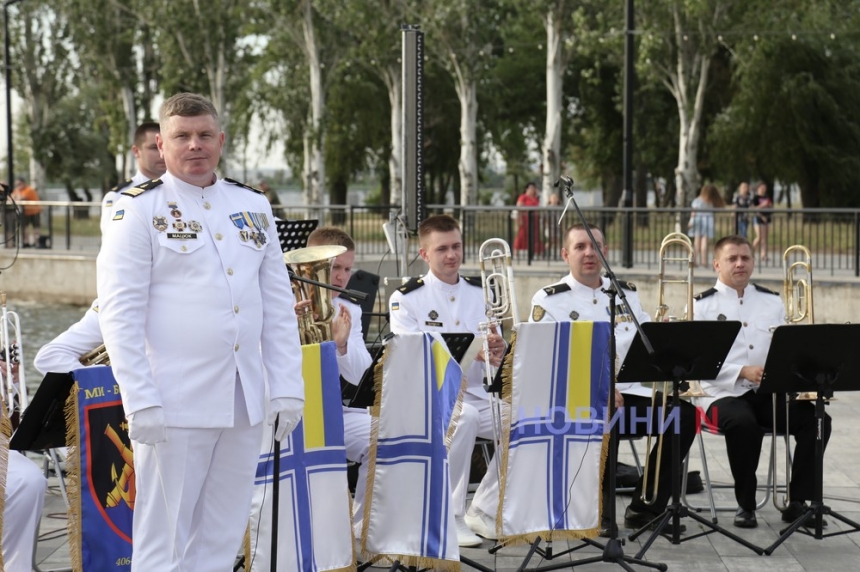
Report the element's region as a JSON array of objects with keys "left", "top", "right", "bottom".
[{"left": 513, "top": 182, "right": 544, "bottom": 255}]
